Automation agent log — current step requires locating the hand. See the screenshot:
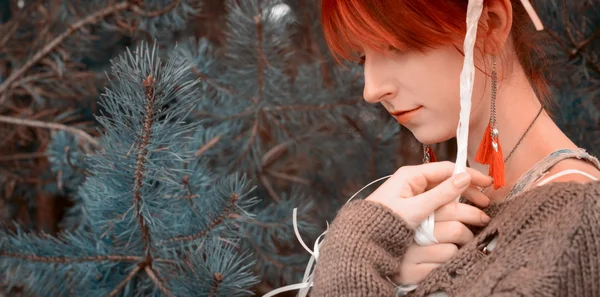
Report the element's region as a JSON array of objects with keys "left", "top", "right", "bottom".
[
  {"left": 364, "top": 161, "right": 493, "bottom": 285},
  {"left": 366, "top": 161, "right": 493, "bottom": 228},
  {"left": 392, "top": 200, "right": 492, "bottom": 285}
]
